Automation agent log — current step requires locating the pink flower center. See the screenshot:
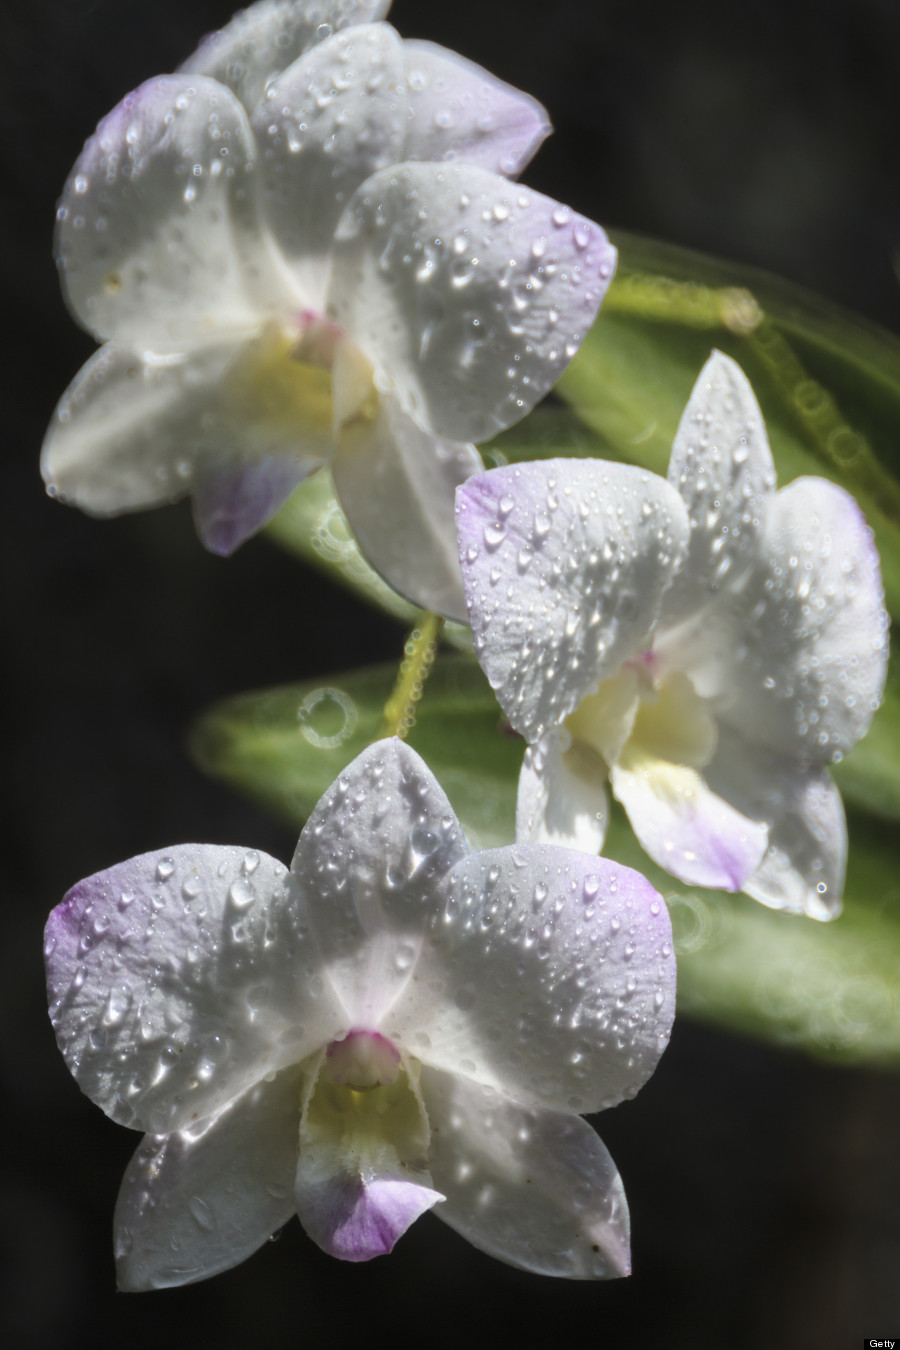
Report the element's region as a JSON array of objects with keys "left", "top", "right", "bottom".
[{"left": 324, "top": 1030, "right": 401, "bottom": 1091}]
